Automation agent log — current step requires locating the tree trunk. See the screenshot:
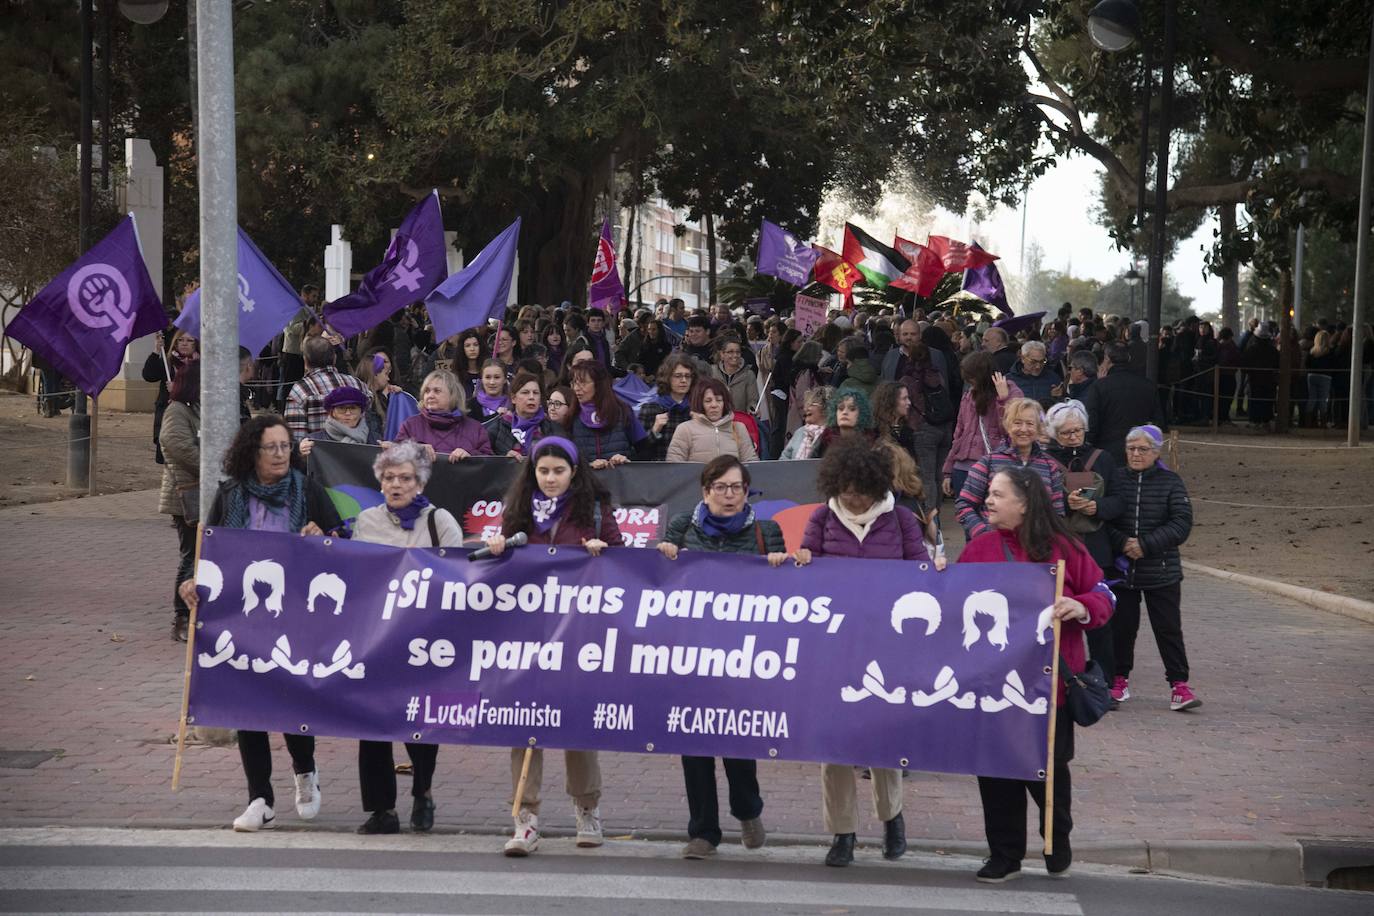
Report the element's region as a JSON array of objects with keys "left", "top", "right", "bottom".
[
  {"left": 1219, "top": 203, "right": 1239, "bottom": 331},
  {"left": 624, "top": 195, "right": 638, "bottom": 305},
  {"left": 1275, "top": 267, "right": 1293, "bottom": 432},
  {"left": 705, "top": 207, "right": 718, "bottom": 306}
]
